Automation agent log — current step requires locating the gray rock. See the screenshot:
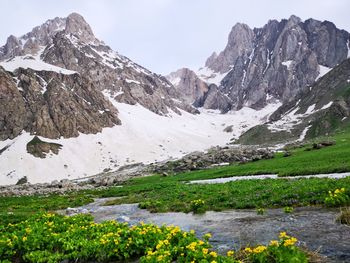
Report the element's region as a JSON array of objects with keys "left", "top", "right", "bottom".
[
  {"left": 16, "top": 176, "right": 28, "bottom": 185},
  {"left": 172, "top": 15, "right": 350, "bottom": 113},
  {"left": 167, "top": 68, "right": 208, "bottom": 104}
]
